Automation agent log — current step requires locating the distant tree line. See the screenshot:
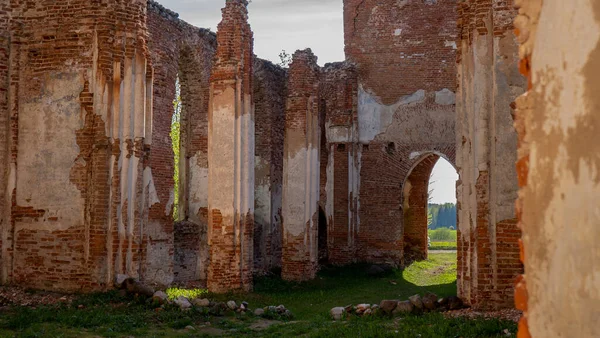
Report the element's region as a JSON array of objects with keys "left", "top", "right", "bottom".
[{"left": 428, "top": 203, "right": 456, "bottom": 229}]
